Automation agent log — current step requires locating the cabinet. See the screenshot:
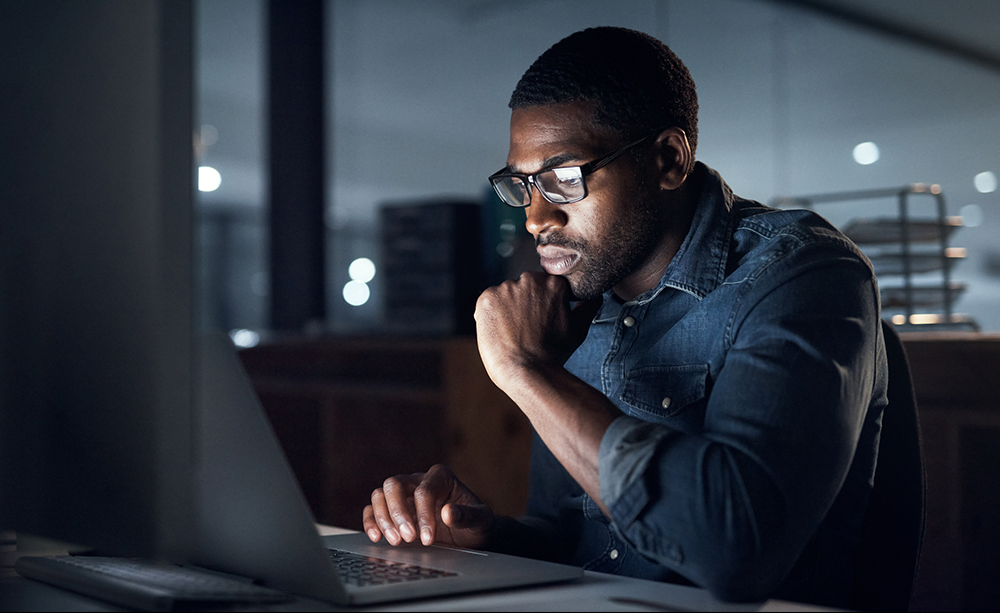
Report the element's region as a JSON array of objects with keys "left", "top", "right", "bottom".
[{"left": 903, "top": 332, "right": 1000, "bottom": 611}]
